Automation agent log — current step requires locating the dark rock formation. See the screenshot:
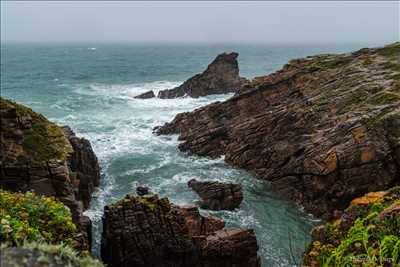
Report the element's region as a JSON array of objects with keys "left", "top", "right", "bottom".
[
  {"left": 136, "top": 185, "right": 150, "bottom": 196},
  {"left": 134, "top": 90, "right": 155, "bottom": 99},
  {"left": 156, "top": 43, "right": 400, "bottom": 219},
  {"left": 188, "top": 179, "right": 243, "bottom": 210},
  {"left": 101, "top": 194, "right": 260, "bottom": 267},
  {"left": 158, "top": 52, "right": 247, "bottom": 98},
  {"left": 0, "top": 98, "right": 101, "bottom": 251}
]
